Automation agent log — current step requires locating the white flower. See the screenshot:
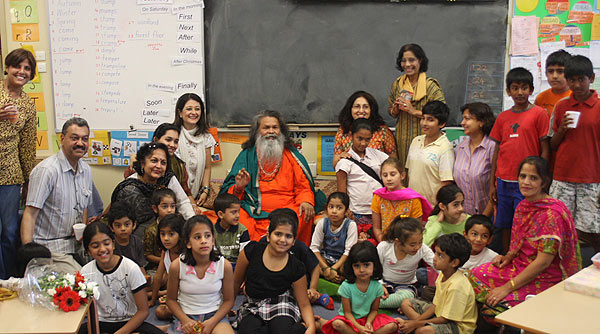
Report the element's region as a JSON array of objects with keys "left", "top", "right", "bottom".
[
  {"left": 79, "top": 290, "right": 87, "bottom": 298},
  {"left": 78, "top": 282, "right": 85, "bottom": 288},
  {"left": 92, "top": 286, "right": 100, "bottom": 299},
  {"left": 47, "top": 288, "right": 56, "bottom": 296},
  {"left": 48, "top": 275, "right": 56, "bottom": 281},
  {"left": 65, "top": 273, "right": 75, "bottom": 286}
]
